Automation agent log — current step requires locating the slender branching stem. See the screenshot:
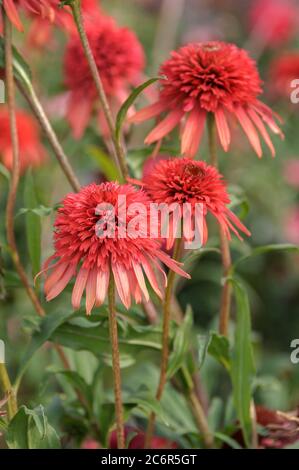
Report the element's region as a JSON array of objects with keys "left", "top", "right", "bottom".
[
  {"left": 71, "top": 0, "right": 129, "bottom": 181},
  {"left": 207, "top": 114, "right": 232, "bottom": 337},
  {"left": 145, "top": 237, "right": 182, "bottom": 448},
  {"left": 108, "top": 275, "right": 125, "bottom": 449}
]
